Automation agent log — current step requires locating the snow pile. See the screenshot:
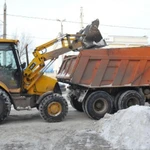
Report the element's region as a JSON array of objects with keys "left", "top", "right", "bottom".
[{"left": 97, "top": 105, "right": 150, "bottom": 150}]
